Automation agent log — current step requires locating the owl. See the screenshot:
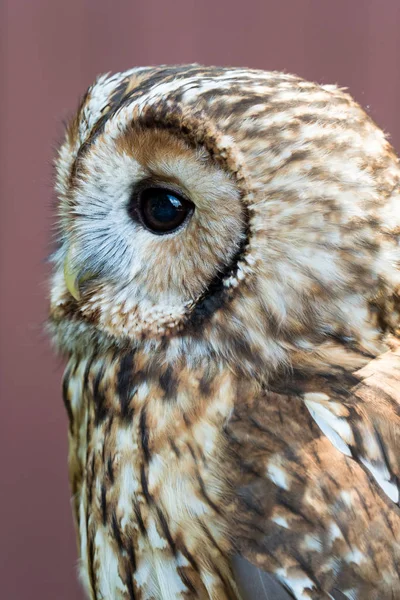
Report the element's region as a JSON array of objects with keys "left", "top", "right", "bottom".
[{"left": 49, "top": 65, "right": 400, "bottom": 600}]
